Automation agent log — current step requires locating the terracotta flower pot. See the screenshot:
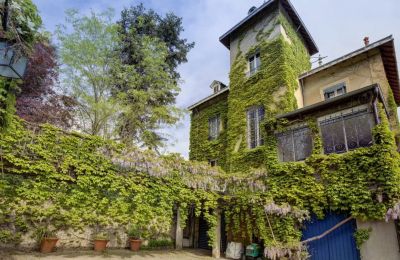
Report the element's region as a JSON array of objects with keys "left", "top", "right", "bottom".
[
  {"left": 94, "top": 239, "right": 108, "bottom": 252},
  {"left": 129, "top": 239, "right": 142, "bottom": 251},
  {"left": 40, "top": 238, "right": 59, "bottom": 253}
]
